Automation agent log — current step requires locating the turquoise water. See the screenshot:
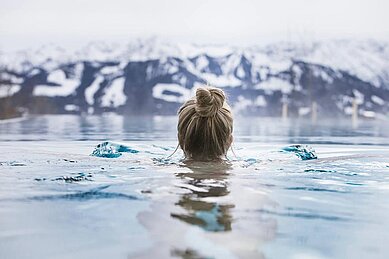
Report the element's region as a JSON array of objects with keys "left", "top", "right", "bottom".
[{"left": 1, "top": 115, "right": 389, "bottom": 259}]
